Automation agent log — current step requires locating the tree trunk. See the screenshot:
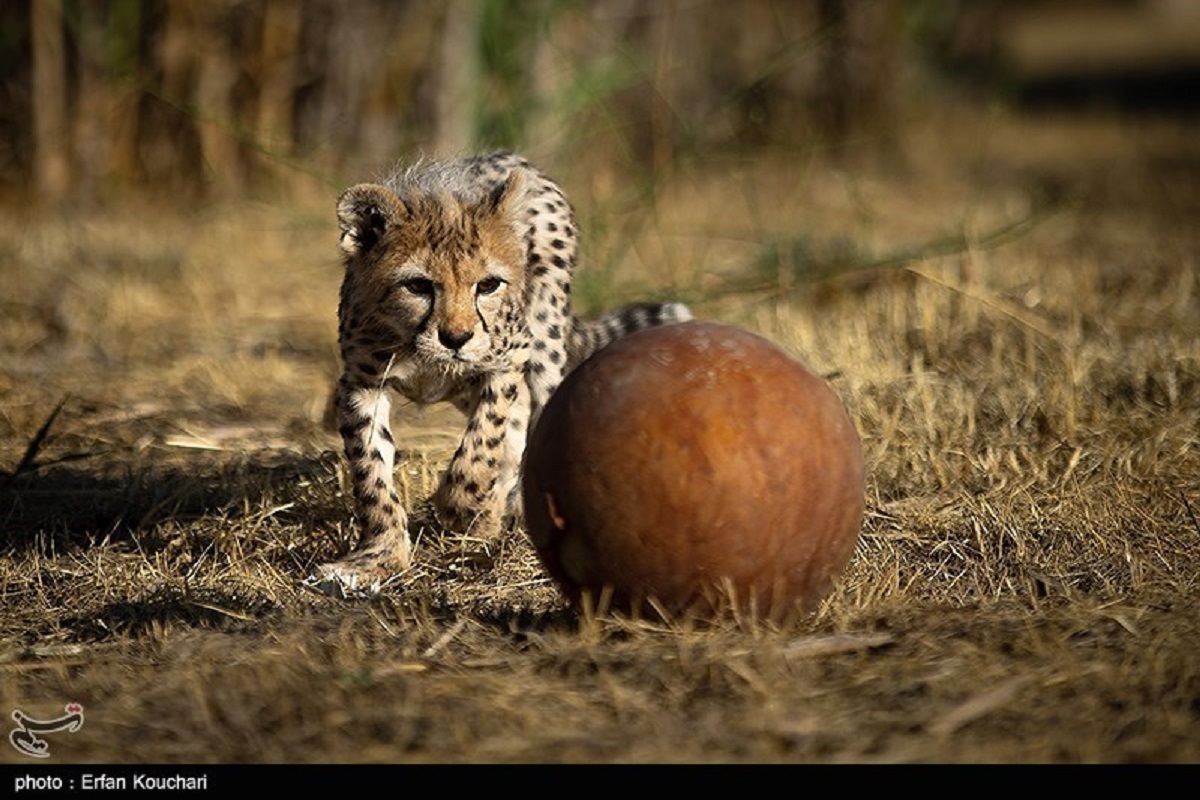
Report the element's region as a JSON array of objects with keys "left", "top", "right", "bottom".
[
  {"left": 74, "top": 1, "right": 113, "bottom": 202},
  {"left": 649, "top": 1, "right": 679, "bottom": 180},
  {"left": 31, "top": 0, "right": 69, "bottom": 199},
  {"left": 193, "top": 2, "right": 243, "bottom": 197},
  {"left": 103, "top": 0, "right": 144, "bottom": 190},
  {"left": 257, "top": 0, "right": 301, "bottom": 154},
  {"left": 431, "top": 0, "right": 482, "bottom": 156}
]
